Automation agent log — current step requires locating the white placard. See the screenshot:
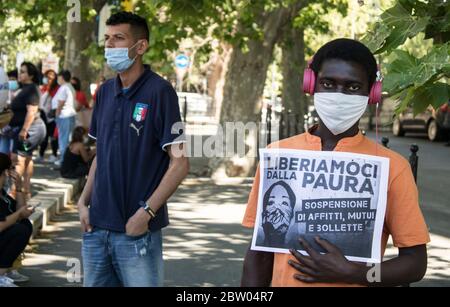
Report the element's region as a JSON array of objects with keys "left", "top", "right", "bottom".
[{"left": 252, "top": 148, "right": 390, "bottom": 263}]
